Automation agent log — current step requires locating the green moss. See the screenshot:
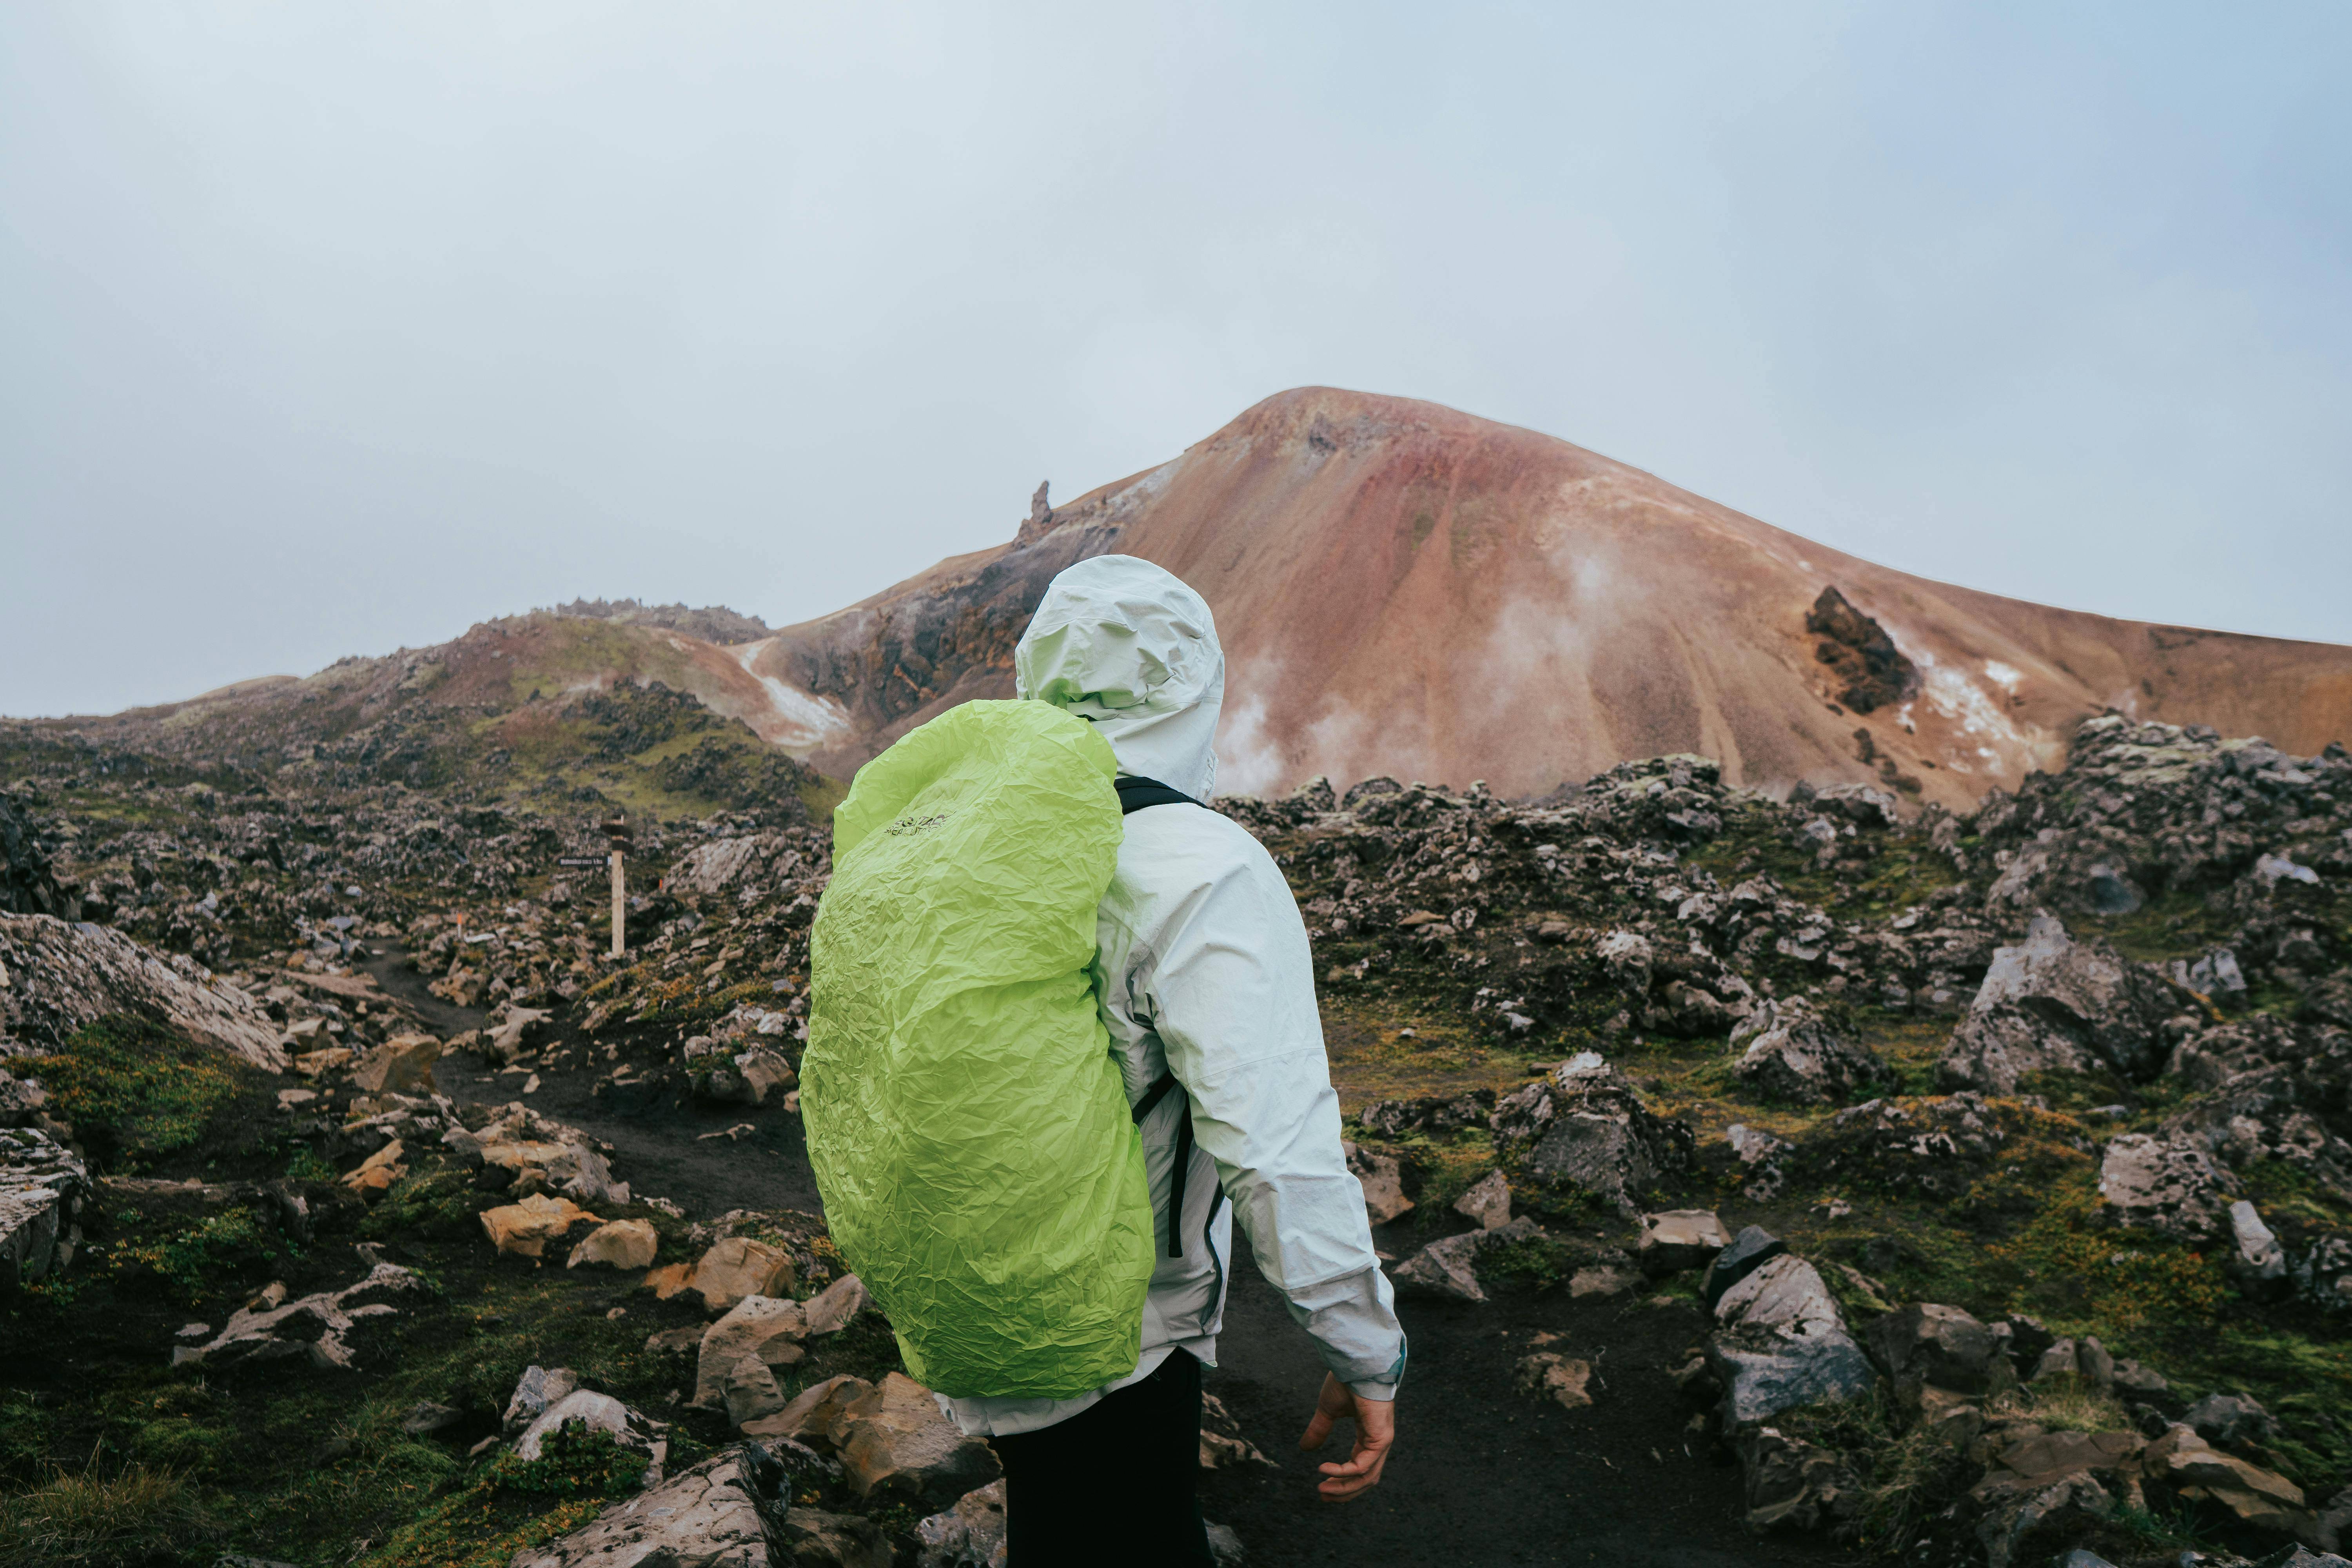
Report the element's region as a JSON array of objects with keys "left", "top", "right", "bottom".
[
  {"left": 1478, "top": 1235, "right": 1583, "bottom": 1292},
  {"left": 24, "top": 1017, "right": 267, "bottom": 1171}
]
